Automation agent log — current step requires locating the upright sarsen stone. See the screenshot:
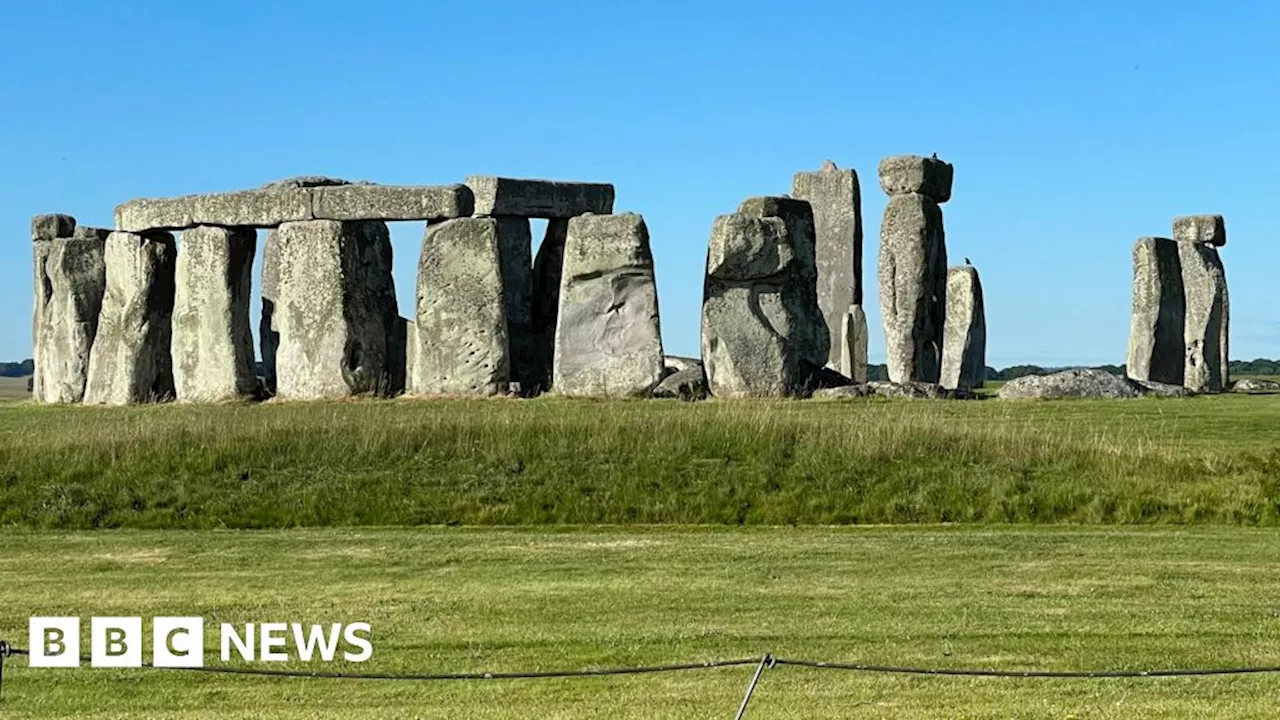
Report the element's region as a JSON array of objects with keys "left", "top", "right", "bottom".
[
  {"left": 172, "top": 226, "right": 258, "bottom": 402},
  {"left": 1179, "top": 241, "right": 1229, "bottom": 392},
  {"left": 34, "top": 222, "right": 109, "bottom": 403},
  {"left": 791, "top": 161, "right": 862, "bottom": 369},
  {"left": 413, "top": 218, "right": 511, "bottom": 395},
  {"left": 259, "top": 230, "right": 281, "bottom": 396},
  {"left": 493, "top": 218, "right": 535, "bottom": 391},
  {"left": 274, "top": 220, "right": 397, "bottom": 400},
  {"left": 529, "top": 219, "right": 569, "bottom": 393},
  {"left": 878, "top": 189, "right": 947, "bottom": 383},
  {"left": 840, "top": 304, "right": 869, "bottom": 383},
  {"left": 940, "top": 264, "right": 986, "bottom": 390},
  {"left": 1125, "top": 237, "right": 1185, "bottom": 385},
  {"left": 553, "top": 213, "right": 663, "bottom": 396},
  {"left": 84, "top": 231, "right": 177, "bottom": 405}
]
